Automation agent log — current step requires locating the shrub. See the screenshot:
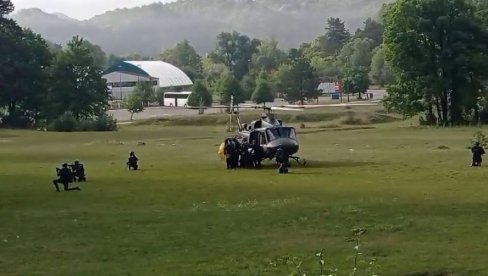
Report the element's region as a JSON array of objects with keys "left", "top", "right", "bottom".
[
  {"left": 48, "top": 112, "right": 78, "bottom": 132},
  {"left": 47, "top": 112, "right": 117, "bottom": 132}
]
